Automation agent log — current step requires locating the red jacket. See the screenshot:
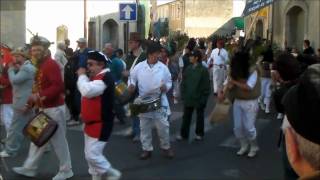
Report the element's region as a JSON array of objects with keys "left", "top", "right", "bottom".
[
  {"left": 37, "top": 56, "right": 64, "bottom": 108},
  {"left": 0, "top": 66, "right": 12, "bottom": 104}
]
